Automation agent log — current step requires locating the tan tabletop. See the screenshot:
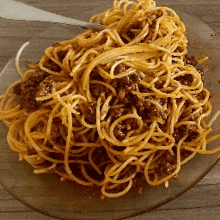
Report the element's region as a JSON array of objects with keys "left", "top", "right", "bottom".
[{"left": 0, "top": 0, "right": 220, "bottom": 219}]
